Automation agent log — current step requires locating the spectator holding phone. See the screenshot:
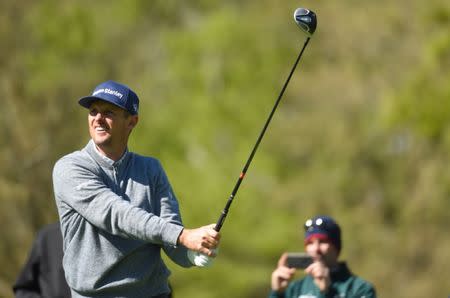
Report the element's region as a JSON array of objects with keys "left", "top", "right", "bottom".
[{"left": 269, "top": 215, "right": 376, "bottom": 298}]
